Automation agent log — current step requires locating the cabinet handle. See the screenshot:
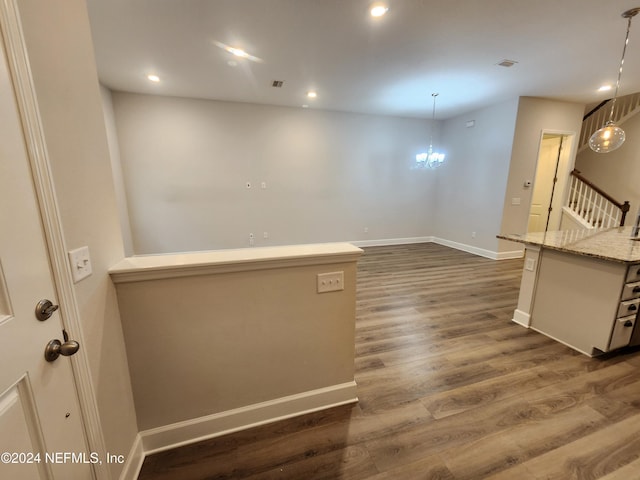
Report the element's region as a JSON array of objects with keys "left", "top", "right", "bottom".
[
  {"left": 633, "top": 286, "right": 640, "bottom": 293},
  {"left": 629, "top": 304, "right": 638, "bottom": 311},
  {"left": 624, "top": 320, "right": 634, "bottom": 327}
]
